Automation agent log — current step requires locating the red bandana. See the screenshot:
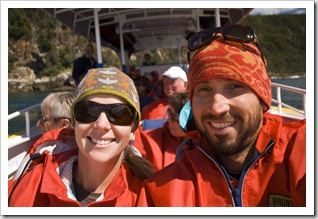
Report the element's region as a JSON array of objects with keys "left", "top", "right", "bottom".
[{"left": 188, "top": 40, "right": 271, "bottom": 111}]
